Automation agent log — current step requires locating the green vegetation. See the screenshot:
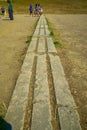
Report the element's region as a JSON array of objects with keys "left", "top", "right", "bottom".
[
  {"left": 0, "top": 103, "right": 7, "bottom": 118},
  {"left": 26, "top": 36, "right": 32, "bottom": 44},
  {"left": 0, "top": 0, "right": 87, "bottom": 13},
  {"left": 54, "top": 41, "right": 62, "bottom": 48},
  {"left": 46, "top": 18, "right": 62, "bottom": 48},
  {"left": 26, "top": 17, "right": 39, "bottom": 44},
  {"left": 50, "top": 31, "right": 54, "bottom": 36}
]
